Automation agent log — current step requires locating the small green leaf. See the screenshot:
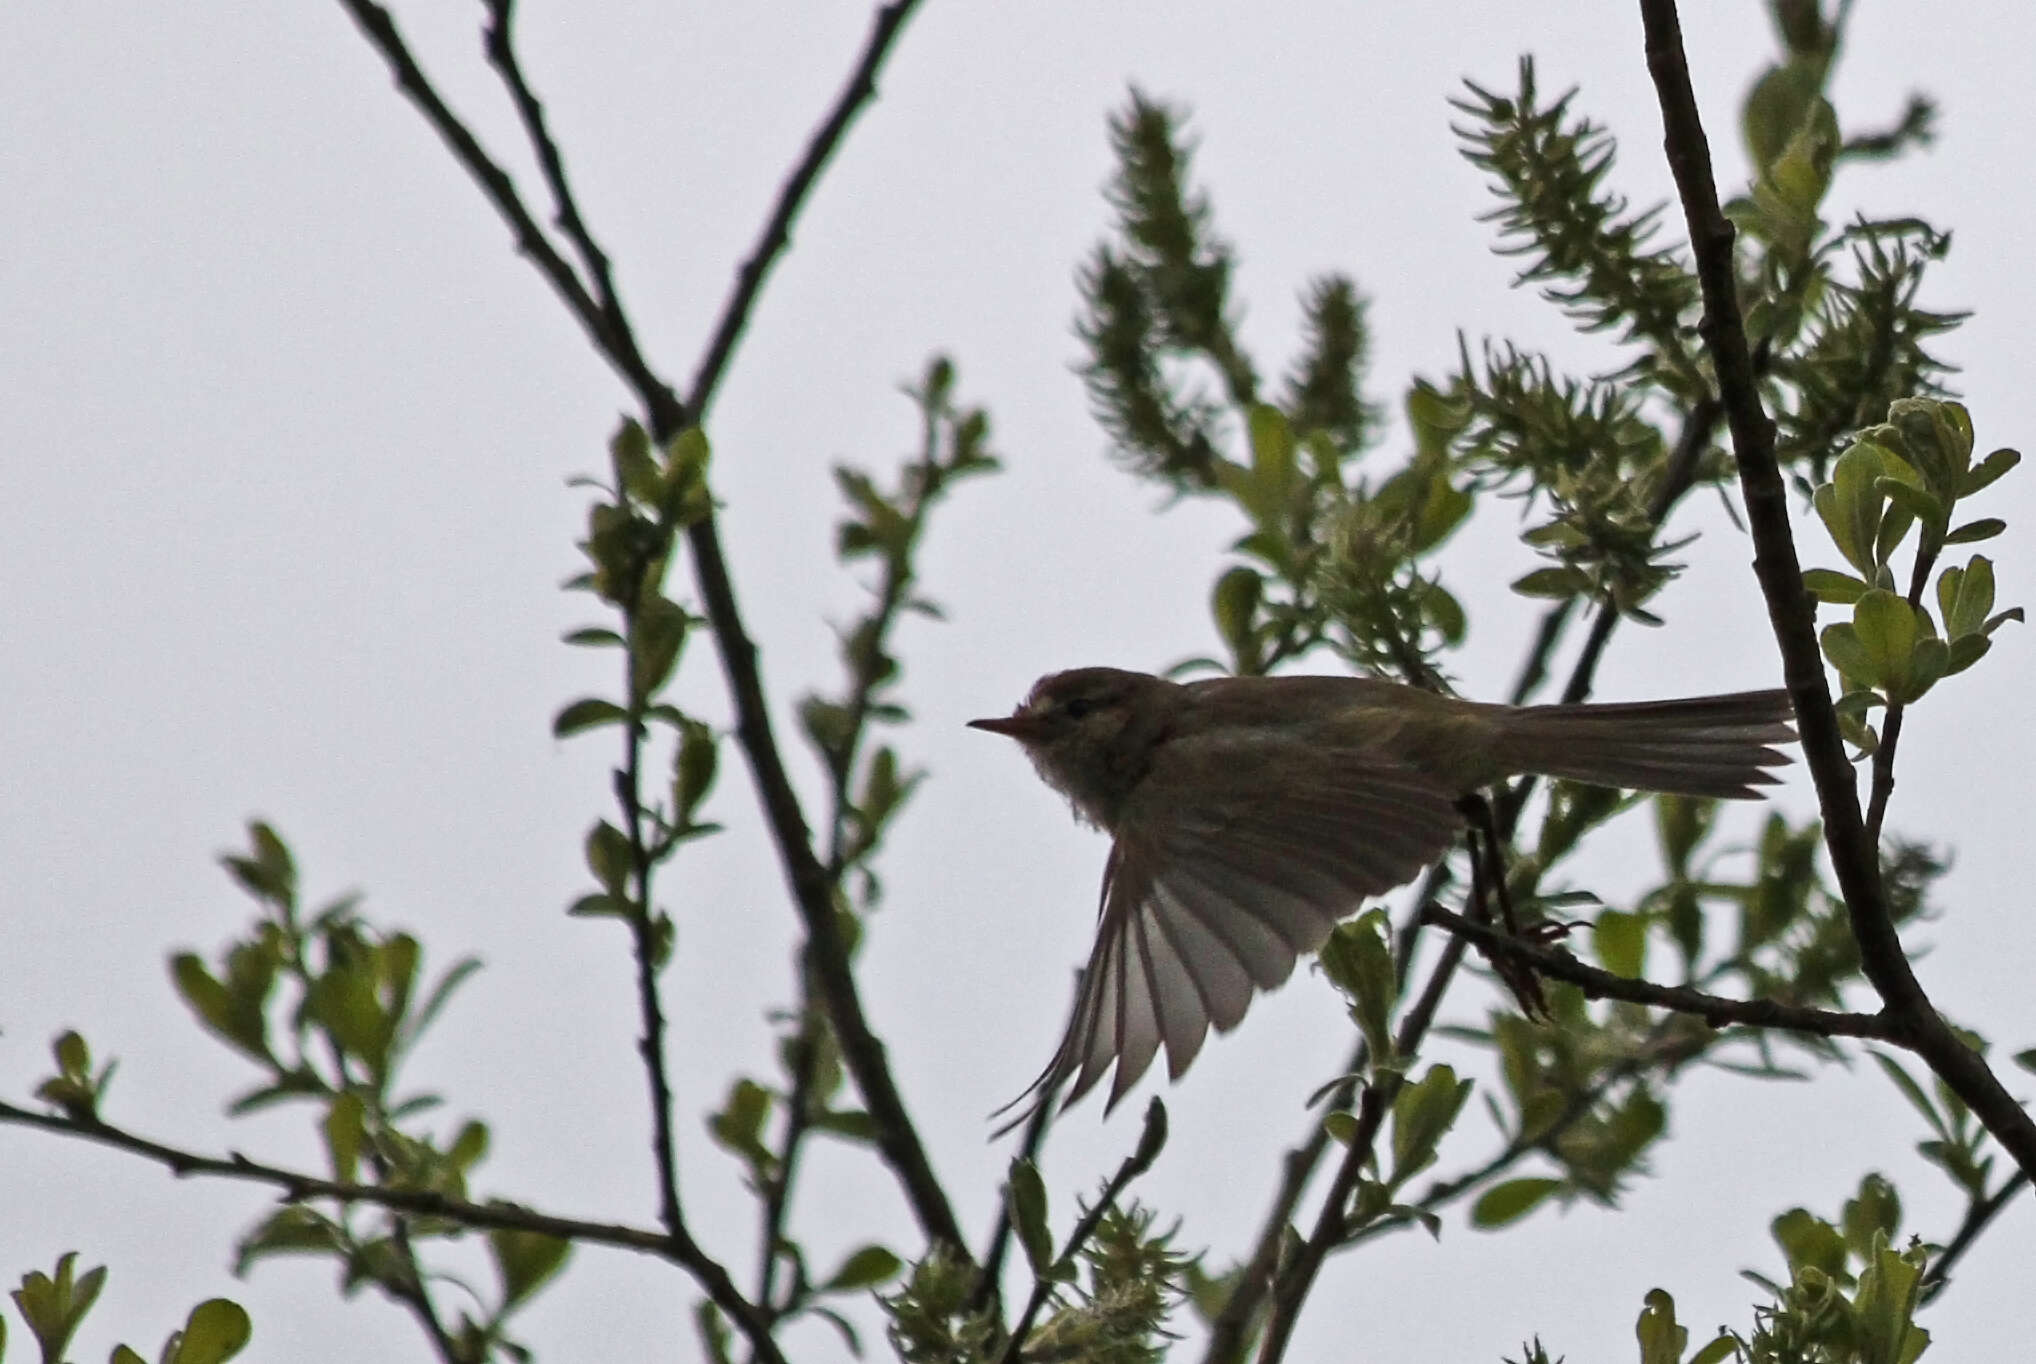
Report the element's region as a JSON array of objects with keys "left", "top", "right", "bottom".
[
  {"left": 1635, "top": 1288, "right": 1688, "bottom": 1364},
  {"left": 707, "top": 1078, "right": 774, "bottom": 1171},
  {"left": 1689, "top": 1333, "right": 1739, "bottom": 1364},
  {"left": 1510, "top": 566, "right": 1587, "bottom": 600},
  {"left": 561, "top": 626, "right": 624, "bottom": 647},
  {"left": 1007, "top": 1158, "right": 1053, "bottom": 1278},
  {"left": 1212, "top": 566, "right": 1263, "bottom": 663},
  {"left": 1962, "top": 446, "right": 2020, "bottom": 496},
  {"left": 166, "top": 1298, "right": 252, "bottom": 1364},
  {"left": 1802, "top": 568, "right": 1870, "bottom": 604},
  {"left": 1944, "top": 517, "right": 2005, "bottom": 545},
  {"left": 821, "top": 1245, "right": 902, "bottom": 1293},
  {"left": 673, "top": 719, "right": 719, "bottom": 821},
  {"left": 489, "top": 1228, "right": 572, "bottom": 1312},
  {"left": 1819, "top": 621, "right": 1875, "bottom": 689},
  {"left": 1389, "top": 1064, "right": 1471, "bottom": 1188},
  {"left": 1470, "top": 1177, "right": 1562, "bottom": 1228},
  {"left": 1318, "top": 910, "right": 1396, "bottom": 1070},
  {"left": 322, "top": 1093, "right": 364, "bottom": 1183},
  {"left": 584, "top": 820, "right": 632, "bottom": 896},
  {"left": 566, "top": 892, "right": 626, "bottom": 919},
  {"left": 1592, "top": 909, "right": 1645, "bottom": 979},
  {"left": 1247, "top": 405, "right": 1296, "bottom": 512},
  {"left": 553, "top": 697, "right": 627, "bottom": 739},
  {"left": 632, "top": 596, "right": 692, "bottom": 702}
]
